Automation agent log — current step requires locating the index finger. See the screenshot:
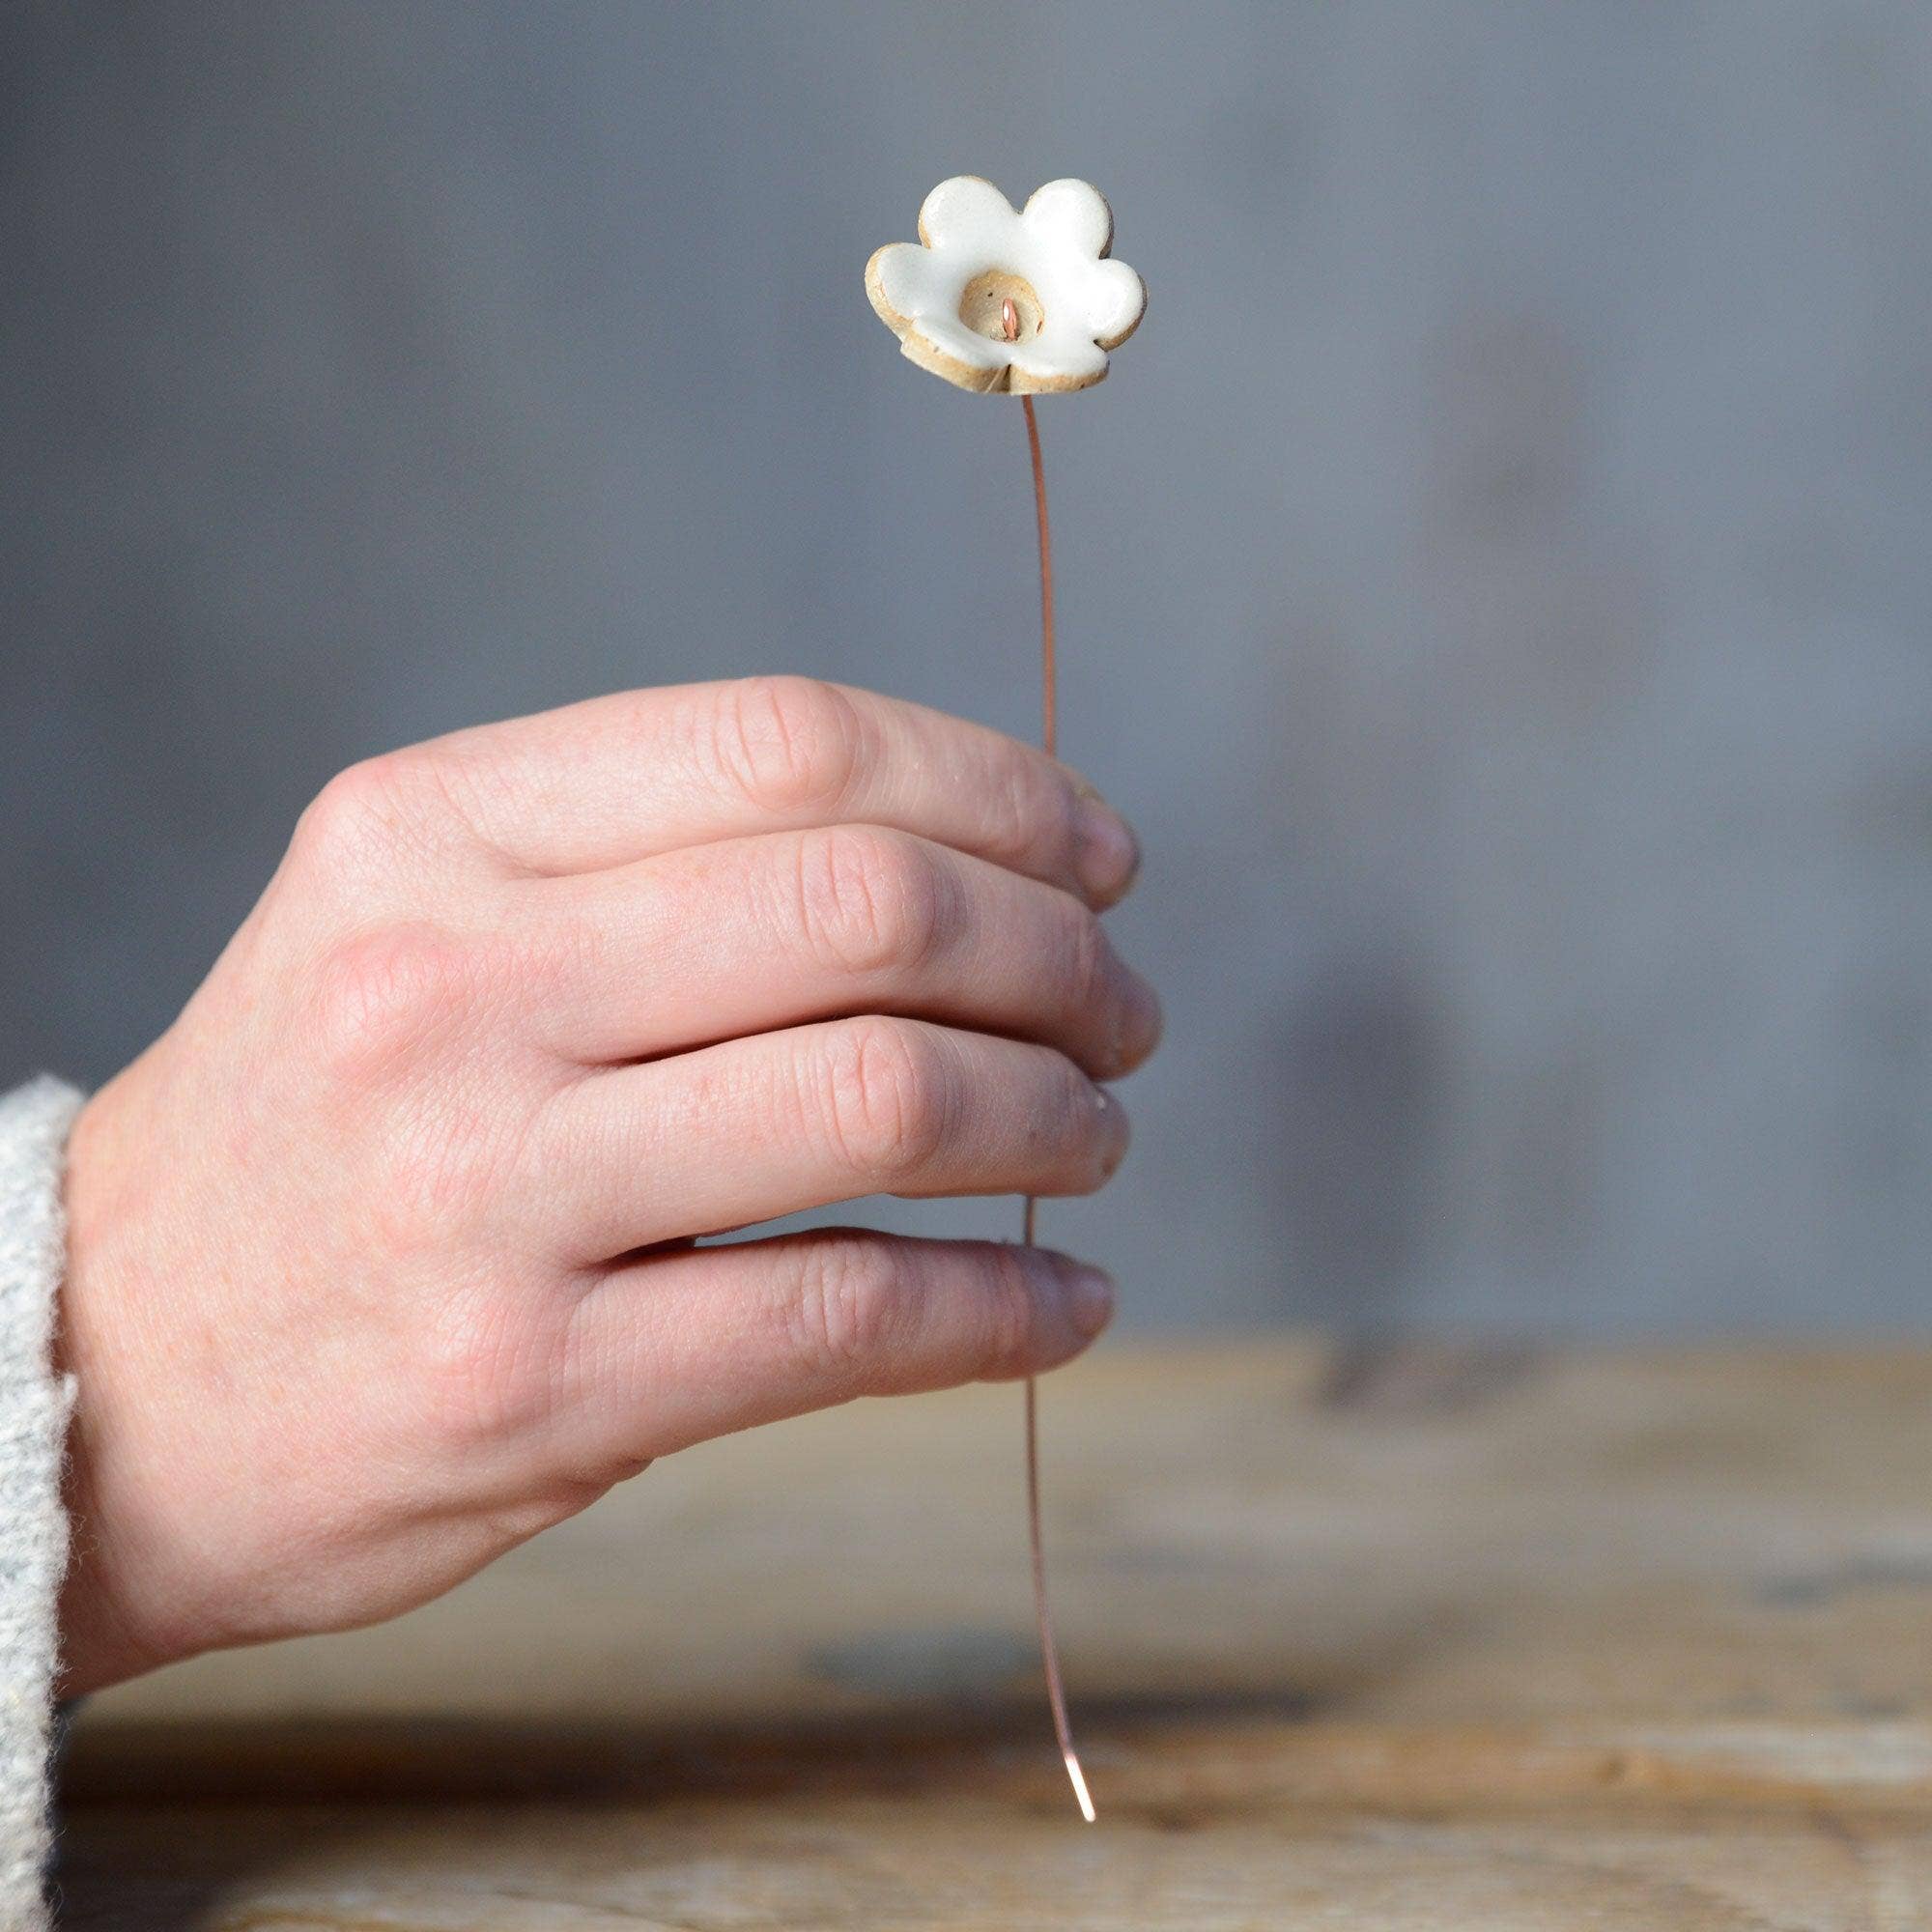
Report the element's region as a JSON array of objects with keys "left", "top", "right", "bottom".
[{"left": 412, "top": 676, "right": 1140, "bottom": 907}]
